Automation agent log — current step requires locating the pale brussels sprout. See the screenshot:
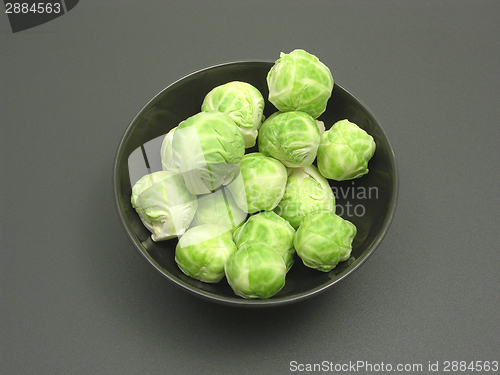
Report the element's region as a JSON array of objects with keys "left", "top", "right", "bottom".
[
  {"left": 275, "top": 165, "right": 335, "bottom": 229},
  {"left": 316, "top": 119, "right": 325, "bottom": 134},
  {"left": 160, "top": 126, "right": 177, "bottom": 172},
  {"left": 171, "top": 110, "right": 245, "bottom": 195},
  {"left": 192, "top": 188, "right": 248, "bottom": 233},
  {"left": 201, "top": 81, "right": 265, "bottom": 148},
  {"left": 225, "top": 240, "right": 287, "bottom": 299},
  {"left": 175, "top": 224, "right": 237, "bottom": 283},
  {"left": 267, "top": 49, "right": 334, "bottom": 119},
  {"left": 294, "top": 211, "right": 357, "bottom": 272},
  {"left": 233, "top": 211, "right": 296, "bottom": 271},
  {"left": 317, "top": 119, "right": 376, "bottom": 181},
  {"left": 258, "top": 111, "right": 320, "bottom": 168},
  {"left": 131, "top": 170, "right": 197, "bottom": 241},
  {"left": 228, "top": 152, "right": 287, "bottom": 214}
]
